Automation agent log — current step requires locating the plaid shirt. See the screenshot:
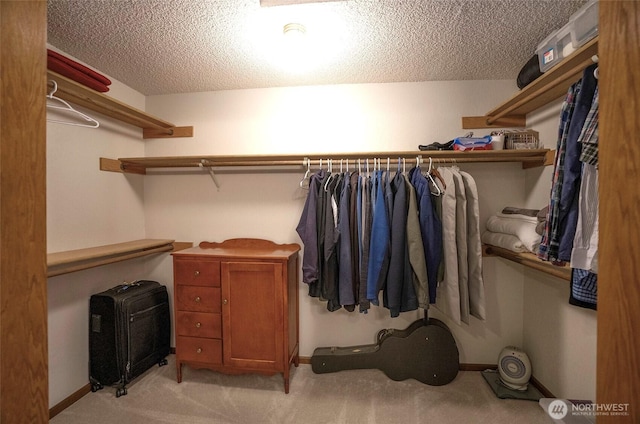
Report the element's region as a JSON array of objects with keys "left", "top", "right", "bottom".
[
  {"left": 538, "top": 81, "right": 580, "bottom": 262},
  {"left": 579, "top": 86, "right": 599, "bottom": 168},
  {"left": 570, "top": 268, "right": 597, "bottom": 309}
]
